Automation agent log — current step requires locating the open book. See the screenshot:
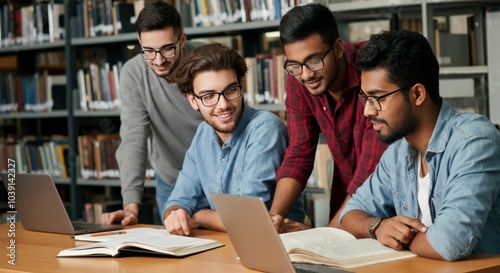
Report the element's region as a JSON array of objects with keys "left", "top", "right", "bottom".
[
  {"left": 57, "top": 228, "right": 223, "bottom": 258},
  {"left": 279, "top": 227, "right": 416, "bottom": 268}
]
